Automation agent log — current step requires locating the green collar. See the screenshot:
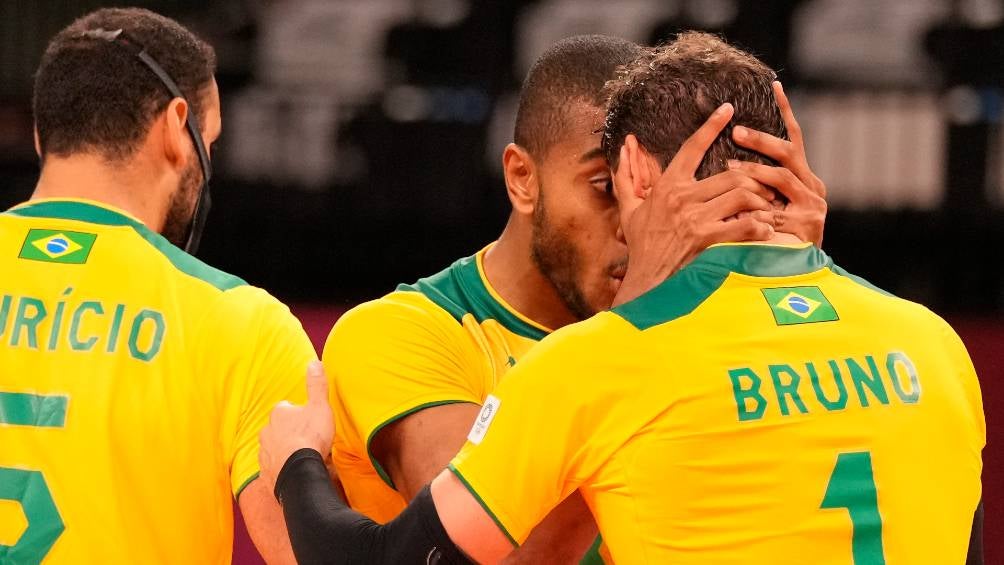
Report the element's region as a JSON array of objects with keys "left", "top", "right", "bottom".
[
  {"left": 6, "top": 198, "right": 246, "bottom": 291},
  {"left": 612, "top": 244, "right": 836, "bottom": 330},
  {"left": 687, "top": 243, "right": 831, "bottom": 277},
  {"left": 397, "top": 248, "right": 551, "bottom": 341},
  {"left": 6, "top": 199, "right": 144, "bottom": 228}
]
